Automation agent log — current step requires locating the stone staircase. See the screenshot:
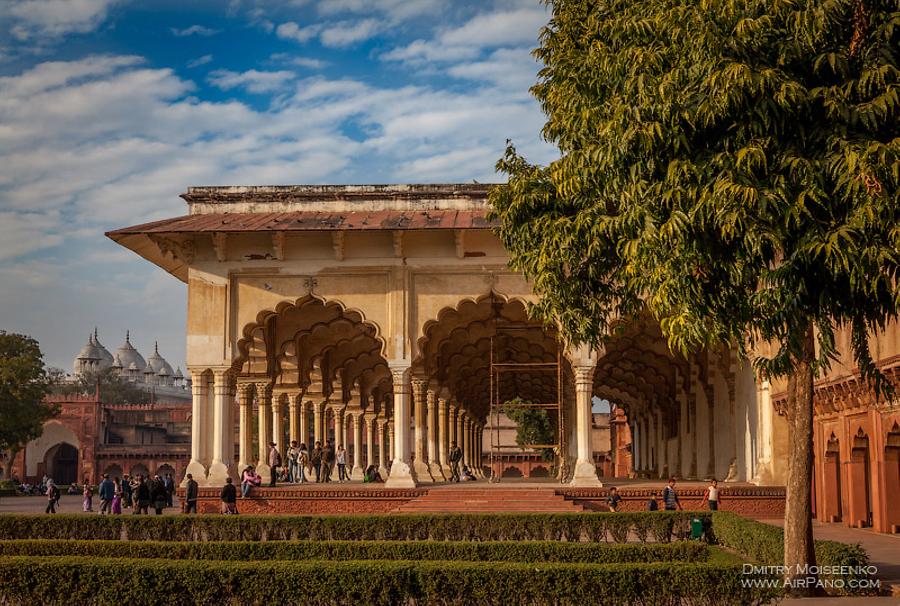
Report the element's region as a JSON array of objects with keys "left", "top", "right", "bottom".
[{"left": 393, "top": 487, "right": 584, "bottom": 513}]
